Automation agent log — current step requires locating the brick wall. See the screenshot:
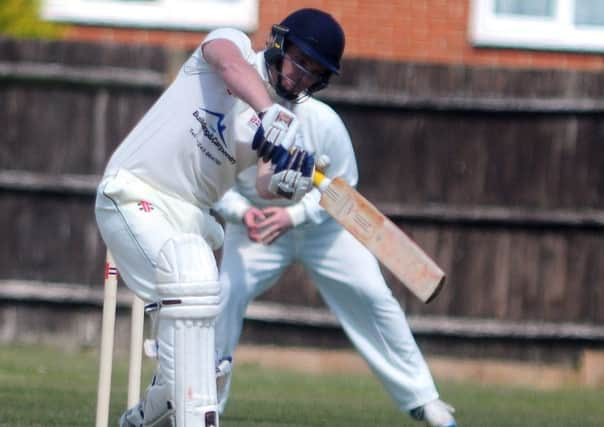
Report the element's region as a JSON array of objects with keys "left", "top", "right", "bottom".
[{"left": 62, "top": 0, "right": 604, "bottom": 71}]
